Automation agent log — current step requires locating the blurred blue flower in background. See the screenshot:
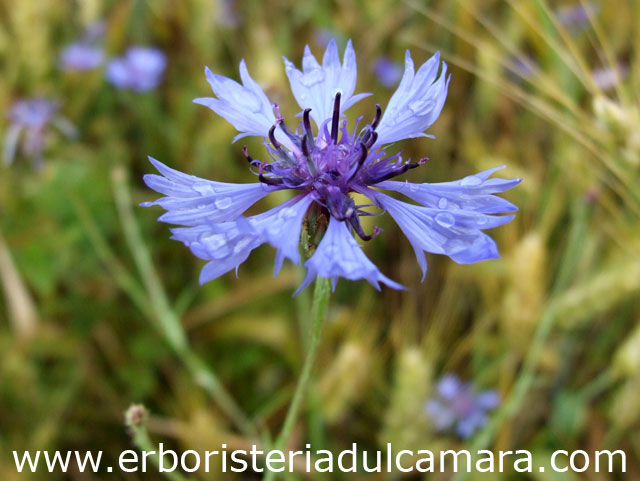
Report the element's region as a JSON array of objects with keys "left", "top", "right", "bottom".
[
  {"left": 59, "top": 21, "right": 106, "bottom": 72},
  {"left": 3, "top": 98, "right": 75, "bottom": 167},
  {"left": 106, "top": 47, "right": 167, "bottom": 92},
  {"left": 555, "top": 2, "right": 599, "bottom": 28},
  {"left": 592, "top": 64, "right": 627, "bottom": 91},
  {"left": 425, "top": 374, "right": 500, "bottom": 439},
  {"left": 60, "top": 43, "right": 104, "bottom": 71},
  {"left": 143, "top": 40, "right": 520, "bottom": 293},
  {"left": 373, "top": 56, "right": 403, "bottom": 87}
]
